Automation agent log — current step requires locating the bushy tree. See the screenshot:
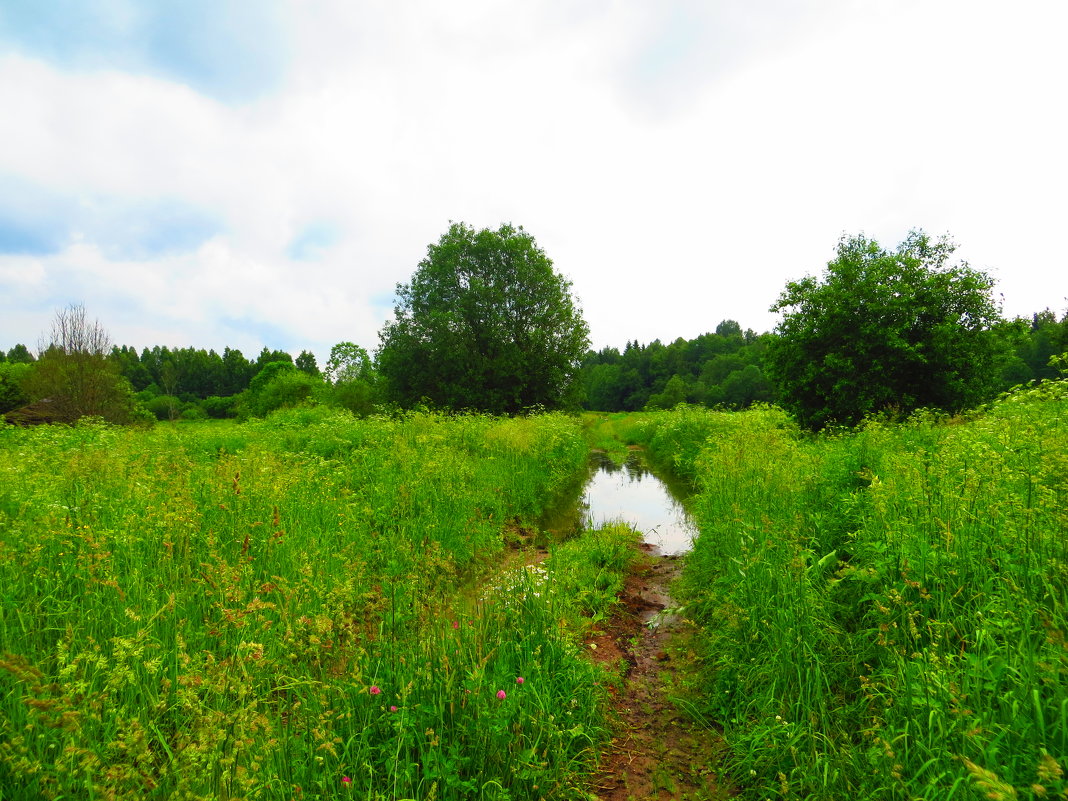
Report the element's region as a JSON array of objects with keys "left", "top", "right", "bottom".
[
  {"left": 324, "top": 342, "right": 373, "bottom": 384},
  {"left": 0, "top": 362, "right": 31, "bottom": 414},
  {"left": 23, "top": 304, "right": 140, "bottom": 423},
  {"left": 645, "top": 374, "right": 691, "bottom": 410},
  {"left": 254, "top": 347, "right": 293, "bottom": 372},
  {"left": 112, "top": 345, "right": 153, "bottom": 391},
  {"left": 295, "top": 350, "right": 320, "bottom": 377},
  {"left": 377, "top": 222, "right": 590, "bottom": 414},
  {"left": 201, "top": 395, "right": 237, "bottom": 419},
  {"left": 582, "top": 360, "right": 628, "bottom": 412},
  {"left": 145, "top": 394, "right": 182, "bottom": 421},
  {"left": 716, "top": 364, "right": 773, "bottom": 408},
  {"left": 321, "top": 342, "right": 377, "bottom": 416},
  {"left": 237, "top": 361, "right": 321, "bottom": 418},
  {"left": 766, "top": 231, "right": 1004, "bottom": 429},
  {"left": 1018, "top": 310, "right": 1068, "bottom": 381},
  {"left": 6, "top": 344, "right": 34, "bottom": 364},
  {"left": 253, "top": 369, "right": 318, "bottom": 416},
  {"left": 221, "top": 347, "right": 254, "bottom": 395}
]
